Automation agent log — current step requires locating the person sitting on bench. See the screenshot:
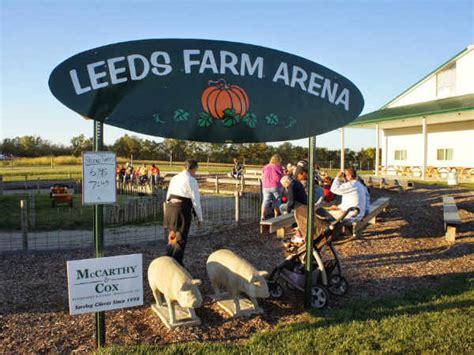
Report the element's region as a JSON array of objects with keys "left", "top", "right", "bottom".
[
  {"left": 280, "top": 172, "right": 307, "bottom": 214},
  {"left": 322, "top": 175, "right": 336, "bottom": 204},
  {"left": 358, "top": 176, "right": 371, "bottom": 215},
  {"left": 329, "top": 167, "right": 367, "bottom": 222},
  {"left": 230, "top": 158, "right": 244, "bottom": 179}
]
